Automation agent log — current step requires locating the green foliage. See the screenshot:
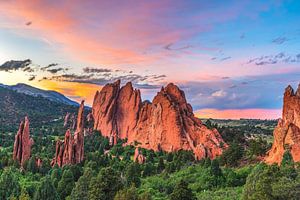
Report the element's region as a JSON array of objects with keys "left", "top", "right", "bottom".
[
  {"left": 114, "top": 185, "right": 139, "bottom": 200},
  {"left": 88, "top": 167, "right": 123, "bottom": 200},
  {"left": 219, "top": 142, "right": 244, "bottom": 167},
  {"left": 57, "top": 169, "right": 75, "bottom": 200},
  {"left": 19, "top": 189, "right": 31, "bottom": 200},
  {"left": 0, "top": 167, "right": 21, "bottom": 200},
  {"left": 70, "top": 167, "right": 94, "bottom": 200},
  {"left": 34, "top": 176, "right": 60, "bottom": 200},
  {"left": 125, "top": 162, "right": 141, "bottom": 187},
  {"left": 170, "top": 180, "right": 196, "bottom": 200}
]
